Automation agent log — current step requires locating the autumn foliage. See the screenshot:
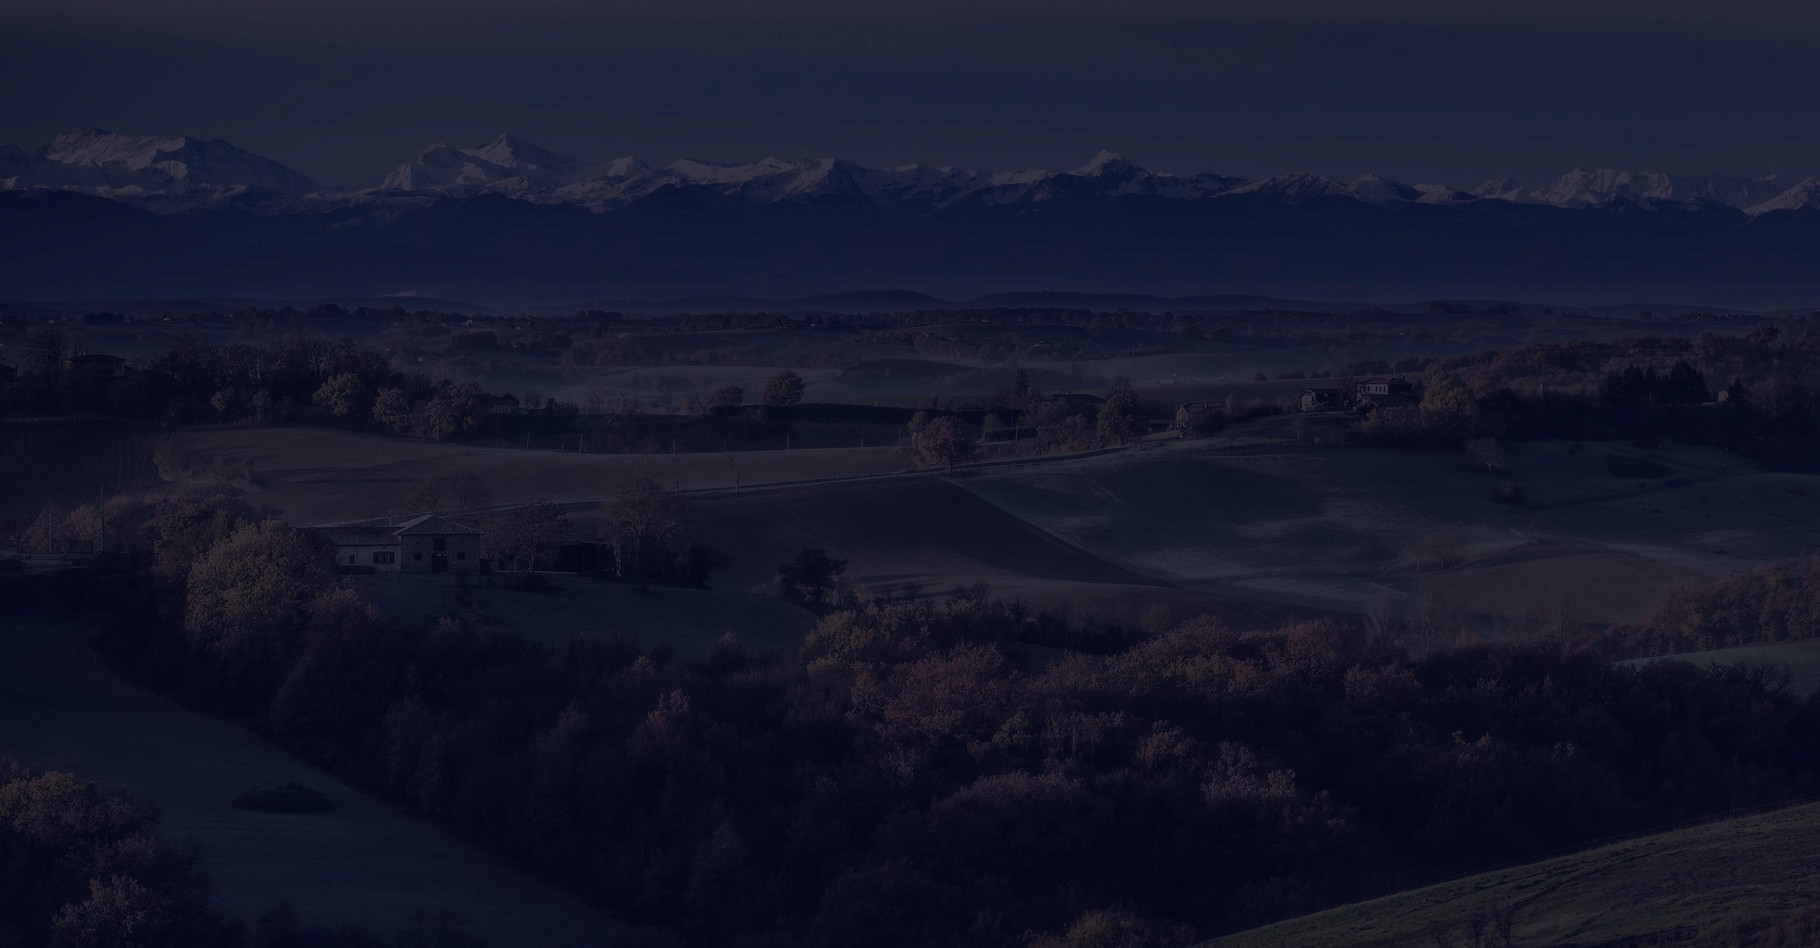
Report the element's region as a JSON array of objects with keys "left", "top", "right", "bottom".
[{"left": 28, "top": 497, "right": 1820, "bottom": 947}]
